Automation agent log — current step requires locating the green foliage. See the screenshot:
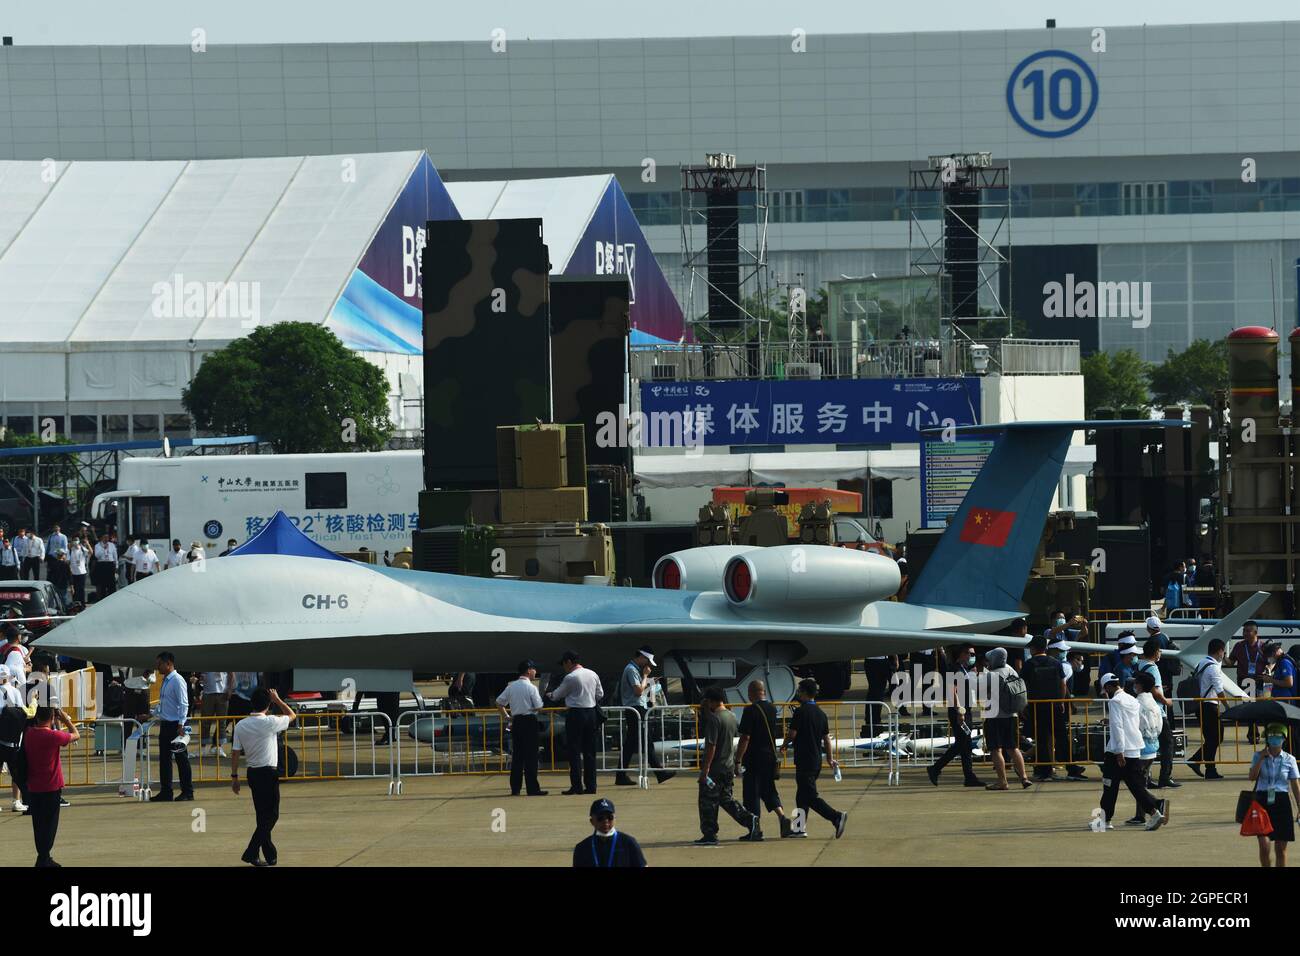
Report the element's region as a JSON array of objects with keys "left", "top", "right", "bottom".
[
  {"left": 1081, "top": 349, "right": 1150, "bottom": 415},
  {"left": 183, "top": 322, "right": 393, "bottom": 453},
  {"left": 1146, "top": 338, "right": 1229, "bottom": 408}
]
